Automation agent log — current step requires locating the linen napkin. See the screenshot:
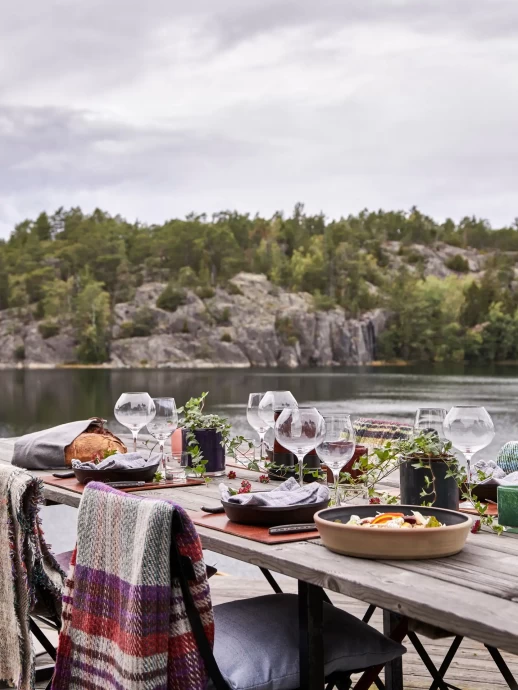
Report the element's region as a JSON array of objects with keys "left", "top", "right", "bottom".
[
  {"left": 71, "top": 452, "right": 160, "bottom": 470},
  {"left": 219, "top": 476, "right": 330, "bottom": 506},
  {"left": 472, "top": 459, "right": 518, "bottom": 486}
]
